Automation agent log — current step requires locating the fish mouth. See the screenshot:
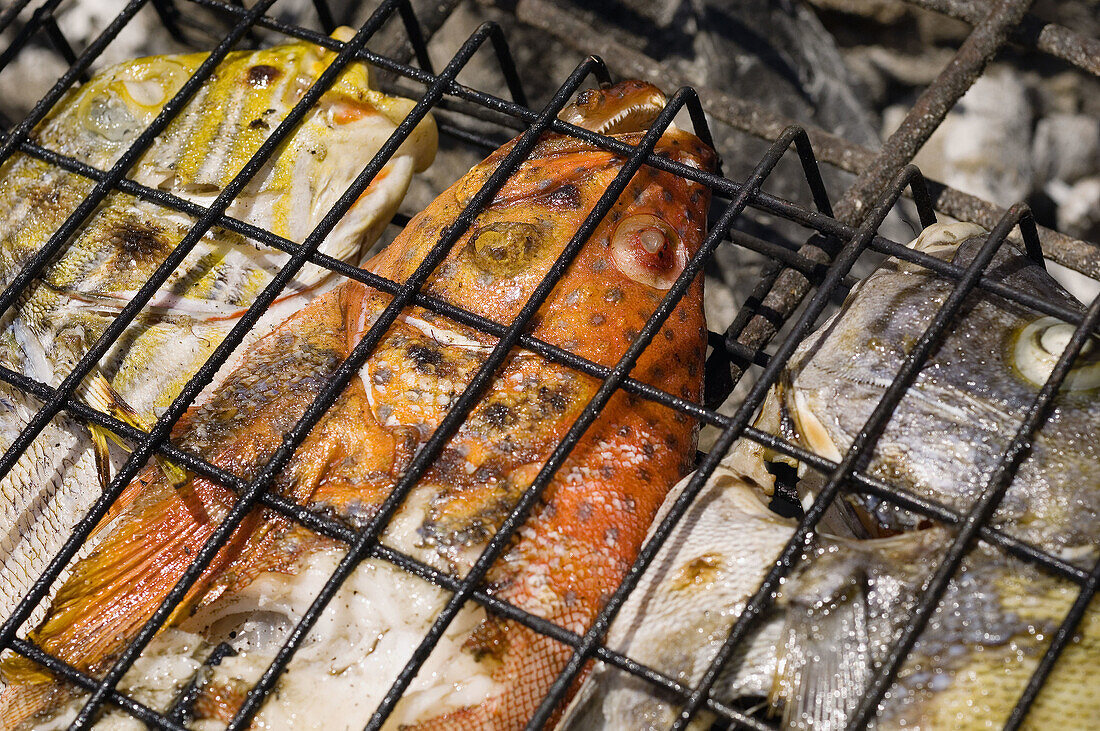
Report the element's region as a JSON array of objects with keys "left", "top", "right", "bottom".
[{"left": 558, "top": 80, "right": 669, "bottom": 135}]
